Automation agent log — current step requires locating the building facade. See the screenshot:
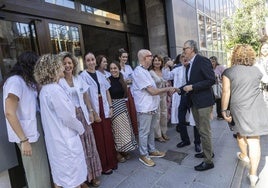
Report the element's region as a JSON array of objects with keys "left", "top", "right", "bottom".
[{"left": 0, "top": 0, "right": 238, "bottom": 187}]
